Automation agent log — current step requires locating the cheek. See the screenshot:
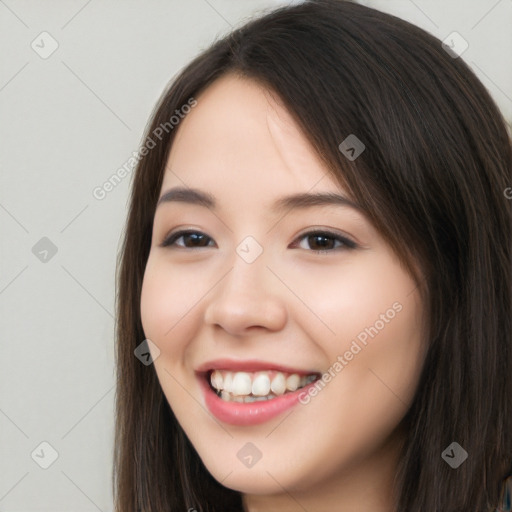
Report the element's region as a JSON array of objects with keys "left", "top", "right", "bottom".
[
  {"left": 278, "top": 249, "right": 420, "bottom": 353},
  {"left": 317, "top": 255, "right": 424, "bottom": 437},
  {"left": 140, "top": 257, "right": 210, "bottom": 420},
  {"left": 282, "top": 249, "right": 425, "bottom": 418},
  {"left": 139, "top": 256, "right": 204, "bottom": 356}
]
